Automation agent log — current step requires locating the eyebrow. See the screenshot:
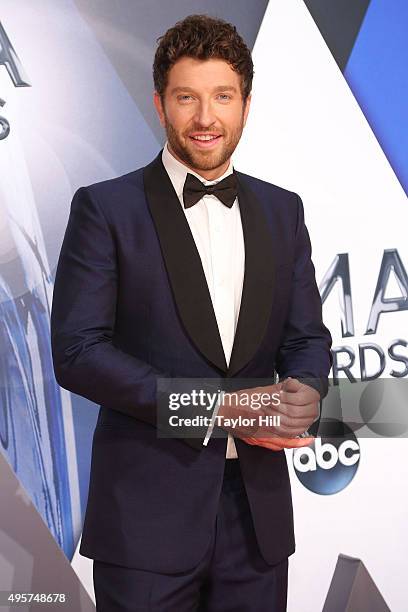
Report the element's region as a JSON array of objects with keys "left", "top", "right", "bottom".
[{"left": 170, "top": 85, "right": 238, "bottom": 95}]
